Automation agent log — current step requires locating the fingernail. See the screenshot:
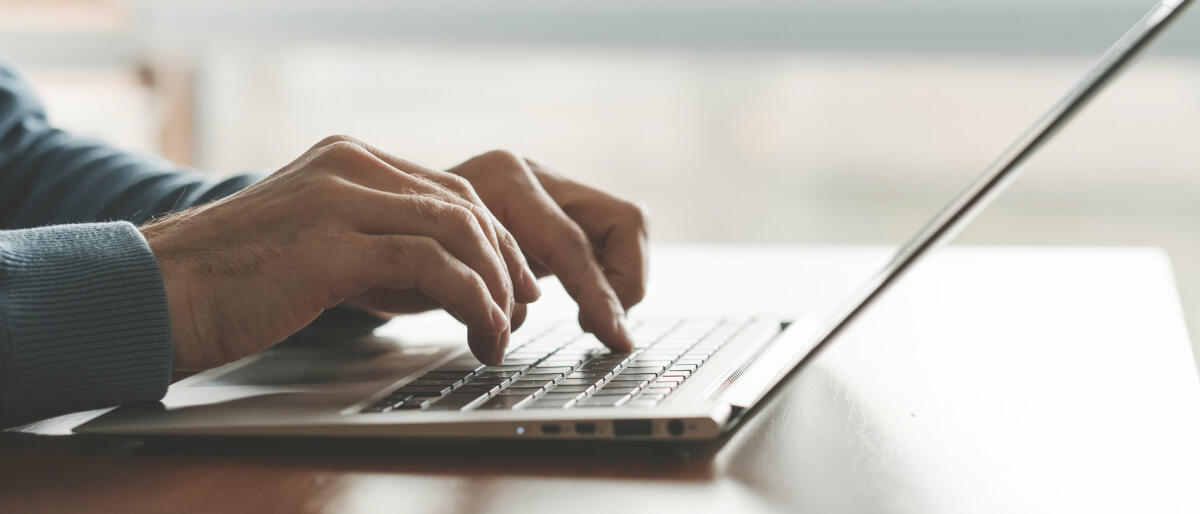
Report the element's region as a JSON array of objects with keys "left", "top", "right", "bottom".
[
  {"left": 495, "top": 331, "right": 510, "bottom": 364},
  {"left": 613, "top": 316, "right": 634, "bottom": 352},
  {"left": 489, "top": 303, "right": 509, "bottom": 334},
  {"left": 522, "top": 267, "right": 541, "bottom": 300}
]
